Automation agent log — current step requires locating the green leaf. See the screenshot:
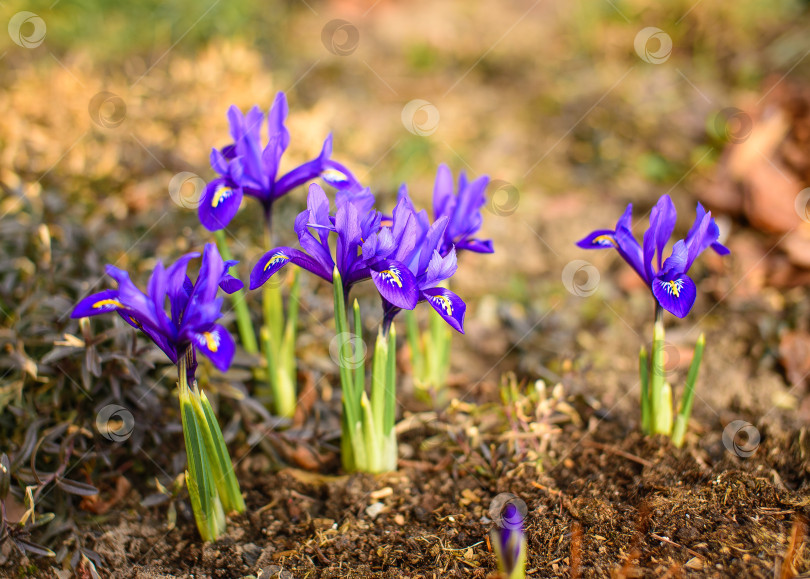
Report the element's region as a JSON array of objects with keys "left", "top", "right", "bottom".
[
  {"left": 15, "top": 538, "right": 55, "bottom": 558},
  {"left": 197, "top": 388, "right": 246, "bottom": 514},
  {"left": 180, "top": 383, "right": 220, "bottom": 541},
  {"left": 371, "top": 328, "right": 388, "bottom": 441},
  {"left": 55, "top": 477, "right": 99, "bottom": 497},
  {"left": 671, "top": 333, "right": 705, "bottom": 447}
]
